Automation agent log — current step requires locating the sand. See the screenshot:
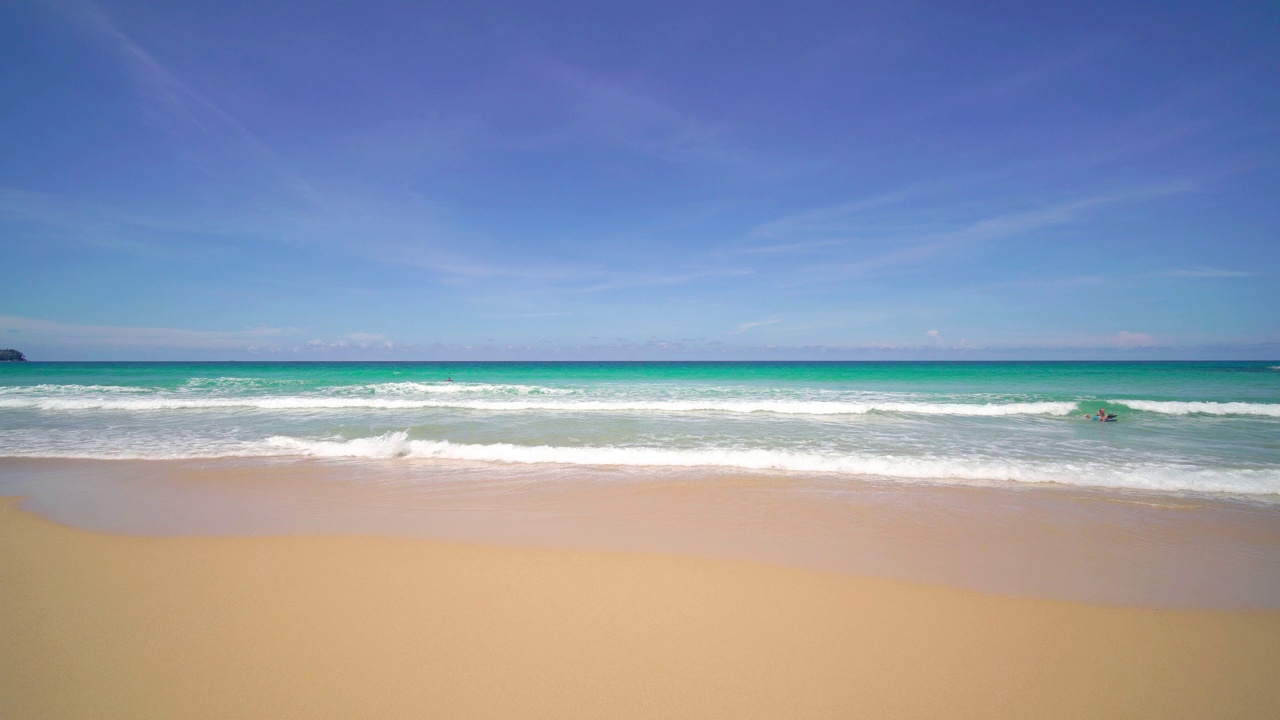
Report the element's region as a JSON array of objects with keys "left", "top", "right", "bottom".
[
  {"left": 7, "top": 457, "right": 1280, "bottom": 609},
  {"left": 2, "top": 496, "right": 1279, "bottom": 719}
]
